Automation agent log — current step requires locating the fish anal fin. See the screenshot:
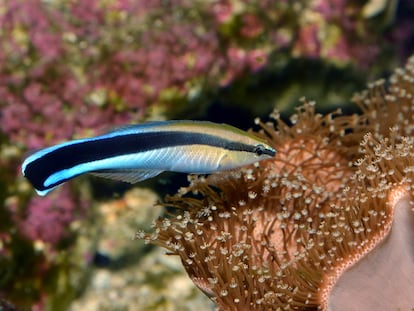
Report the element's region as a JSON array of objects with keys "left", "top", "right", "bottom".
[{"left": 91, "top": 169, "right": 163, "bottom": 184}]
